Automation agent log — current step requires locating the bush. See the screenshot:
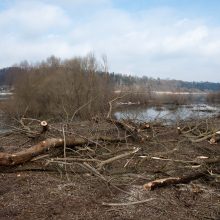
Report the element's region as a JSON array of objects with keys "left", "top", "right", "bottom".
[{"left": 3, "top": 55, "right": 113, "bottom": 121}]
